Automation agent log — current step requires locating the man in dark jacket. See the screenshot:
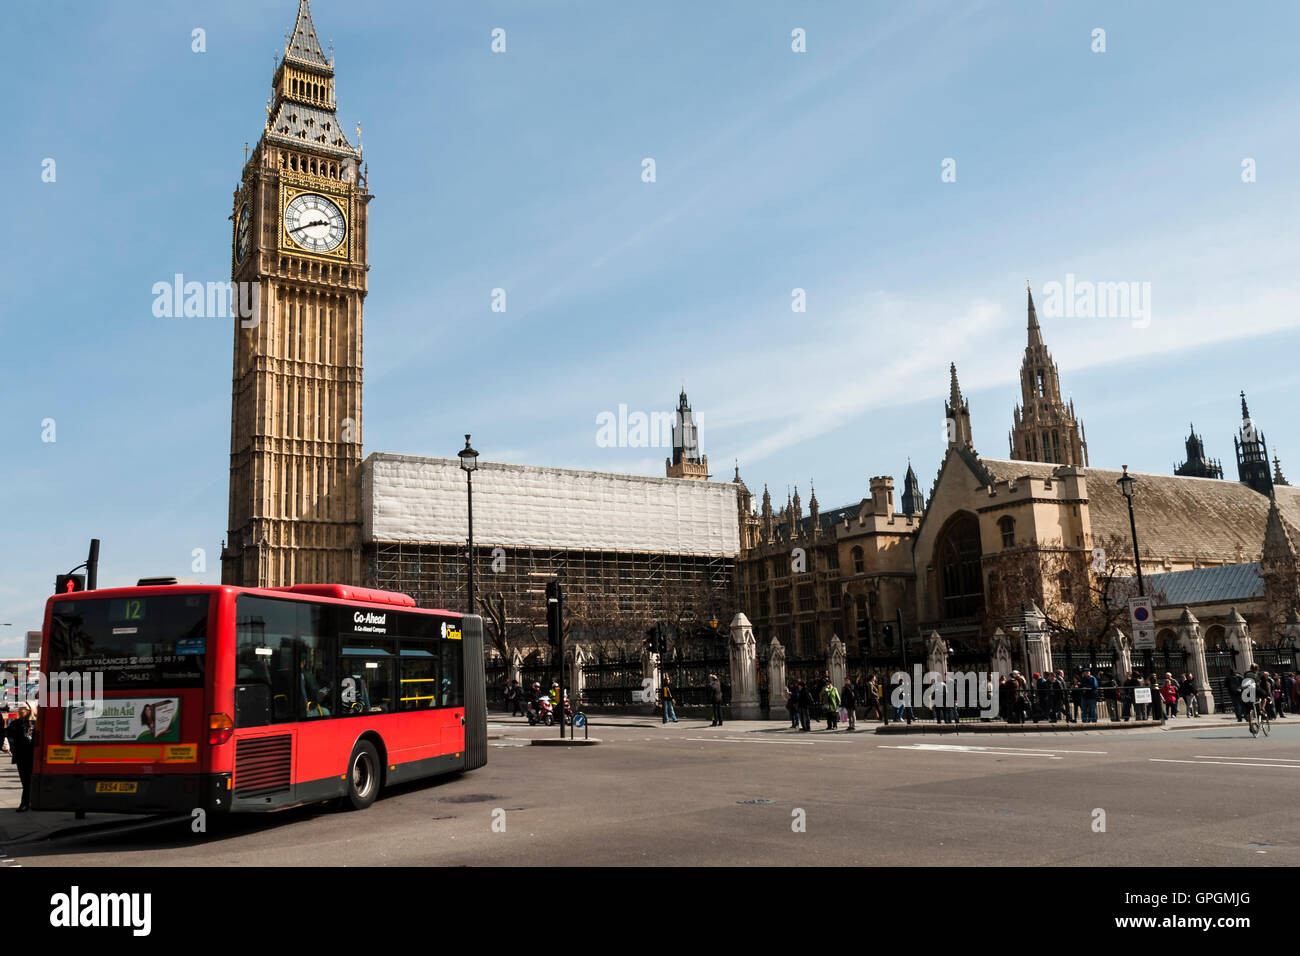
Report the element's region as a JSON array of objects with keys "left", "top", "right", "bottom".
[
  {"left": 1079, "top": 668, "right": 1099, "bottom": 723},
  {"left": 1122, "top": 673, "right": 1140, "bottom": 721},
  {"left": 708, "top": 674, "right": 724, "bottom": 726},
  {"left": 797, "top": 681, "right": 814, "bottom": 731},
  {"left": 1225, "top": 671, "right": 1244, "bottom": 721},
  {"left": 841, "top": 680, "right": 857, "bottom": 732}
]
